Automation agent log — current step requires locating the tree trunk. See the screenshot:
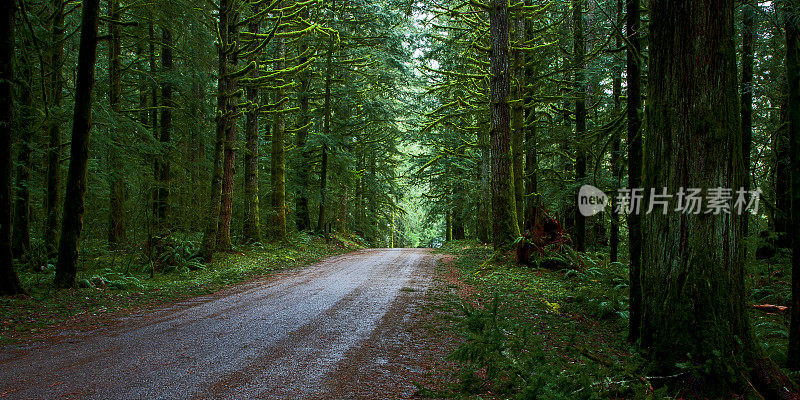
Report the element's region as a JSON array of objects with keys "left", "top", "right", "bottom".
[
  {"left": 0, "top": 0, "right": 23, "bottom": 295},
  {"left": 317, "top": 31, "right": 334, "bottom": 234},
  {"left": 477, "top": 119, "right": 491, "bottom": 243},
  {"left": 741, "top": 1, "right": 755, "bottom": 238},
  {"left": 573, "top": 0, "right": 587, "bottom": 253},
  {"left": 511, "top": 2, "right": 525, "bottom": 232},
  {"left": 44, "top": 0, "right": 65, "bottom": 259},
  {"left": 523, "top": 14, "right": 538, "bottom": 225},
  {"left": 271, "top": 36, "right": 287, "bottom": 240},
  {"left": 295, "top": 5, "right": 312, "bottom": 232},
  {"left": 199, "top": 0, "right": 233, "bottom": 261},
  {"left": 243, "top": 13, "right": 261, "bottom": 243},
  {"left": 626, "top": 0, "right": 643, "bottom": 343},
  {"left": 642, "top": 0, "right": 755, "bottom": 384},
  {"left": 11, "top": 51, "right": 33, "bottom": 260},
  {"left": 786, "top": 0, "right": 800, "bottom": 371},
  {"left": 609, "top": 0, "right": 623, "bottom": 263},
  {"left": 155, "top": 27, "right": 173, "bottom": 225},
  {"left": 489, "top": 0, "right": 520, "bottom": 250},
  {"left": 107, "top": 0, "right": 125, "bottom": 246},
  {"left": 55, "top": 0, "right": 101, "bottom": 288},
  {"left": 217, "top": 12, "right": 239, "bottom": 251}
]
